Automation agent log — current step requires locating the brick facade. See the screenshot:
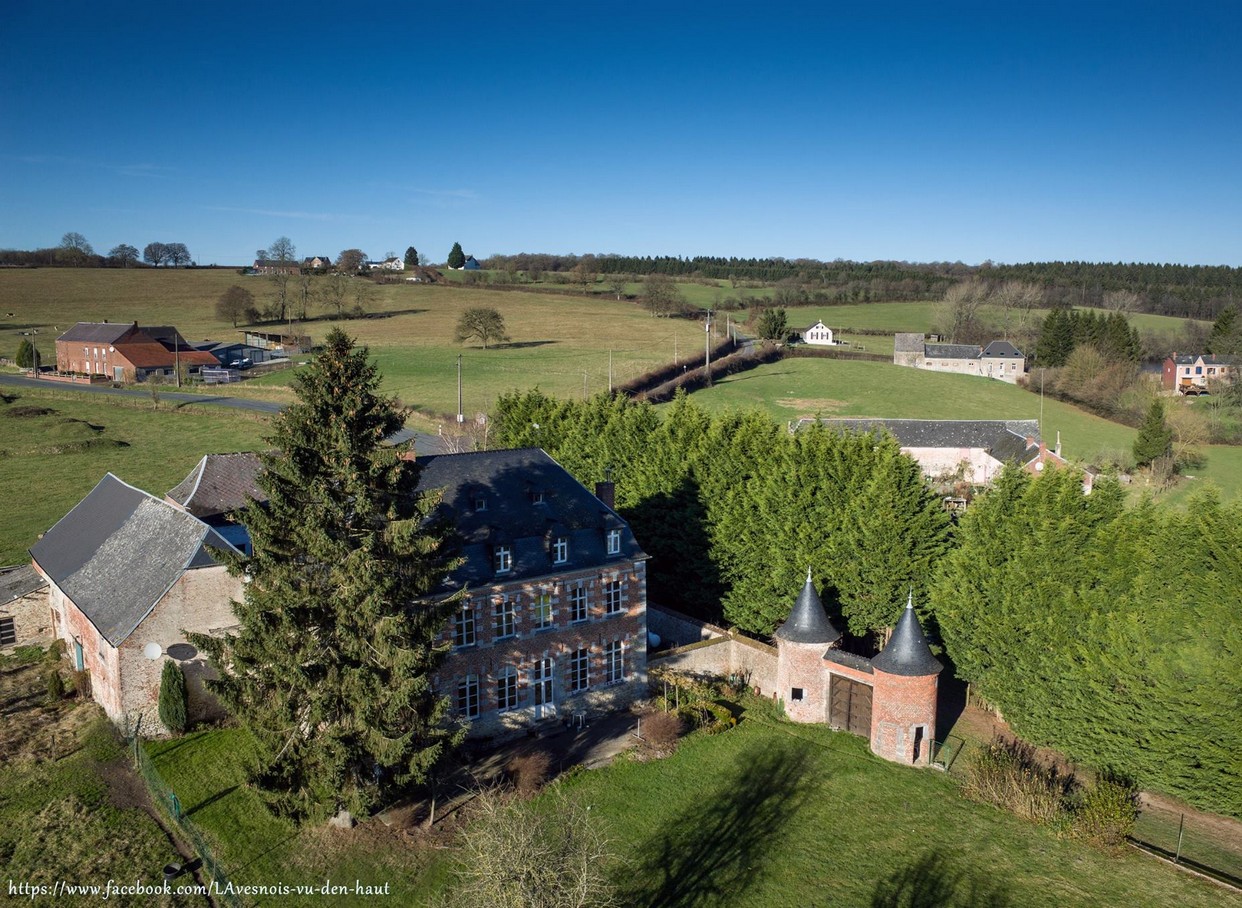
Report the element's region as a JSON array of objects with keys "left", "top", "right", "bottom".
[
  {"left": 870, "top": 669, "right": 938, "bottom": 766},
  {"left": 437, "top": 560, "right": 648, "bottom": 738}
]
